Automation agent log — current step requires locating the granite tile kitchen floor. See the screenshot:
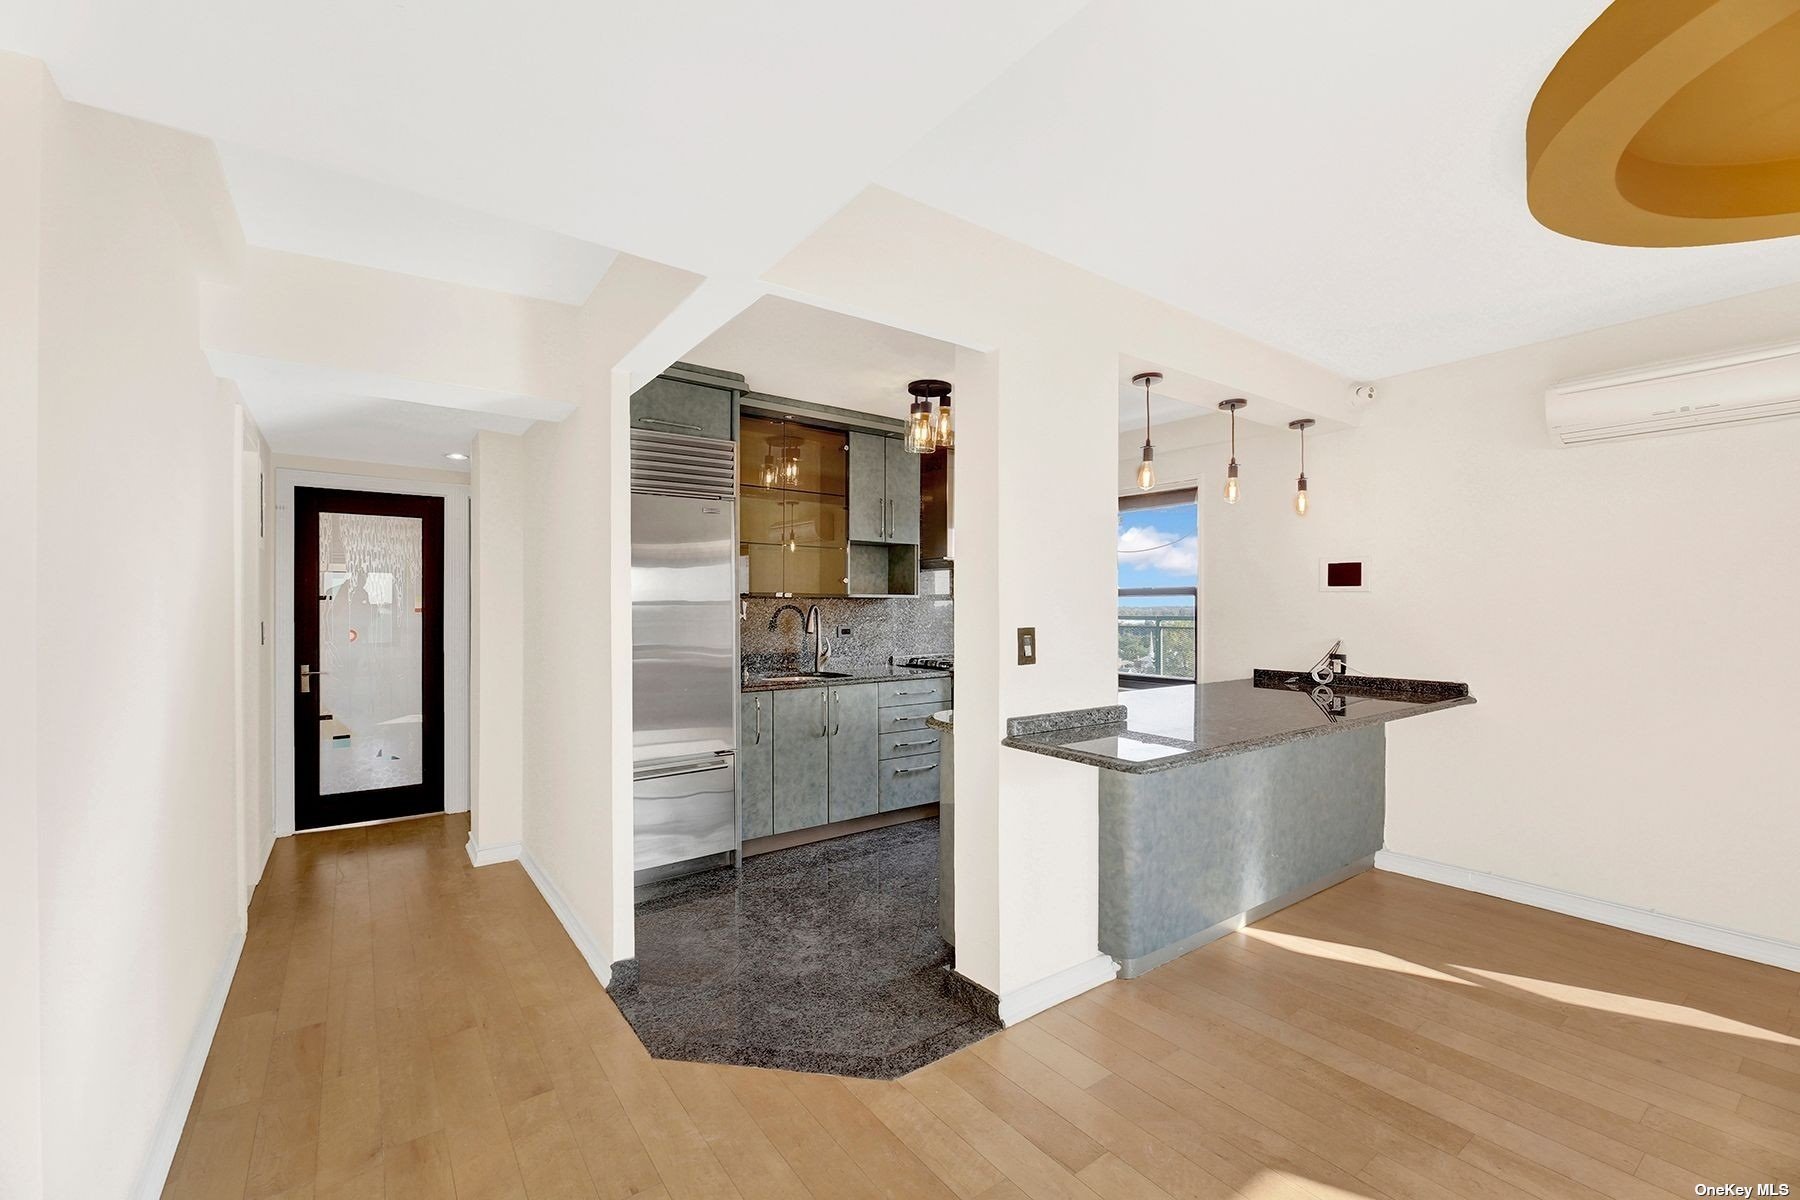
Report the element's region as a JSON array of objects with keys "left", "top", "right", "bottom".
[{"left": 607, "top": 817, "right": 999, "bottom": 1078}]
